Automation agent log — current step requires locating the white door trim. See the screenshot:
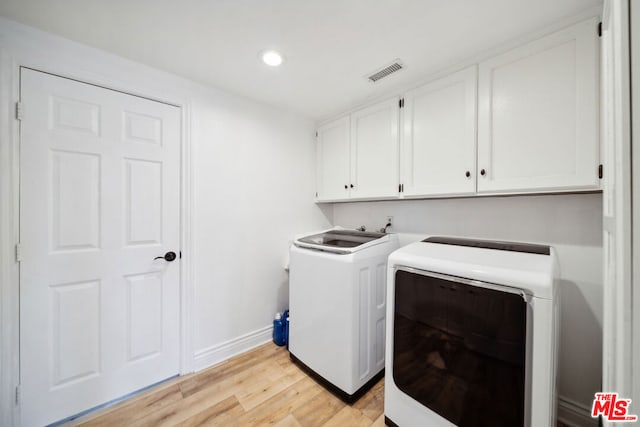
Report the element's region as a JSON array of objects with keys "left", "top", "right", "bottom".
[
  {"left": 630, "top": 0, "right": 640, "bottom": 407},
  {"left": 601, "top": 0, "right": 633, "bottom": 420},
  {"left": 0, "top": 53, "right": 194, "bottom": 426},
  {"left": 0, "top": 46, "right": 22, "bottom": 427}
]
